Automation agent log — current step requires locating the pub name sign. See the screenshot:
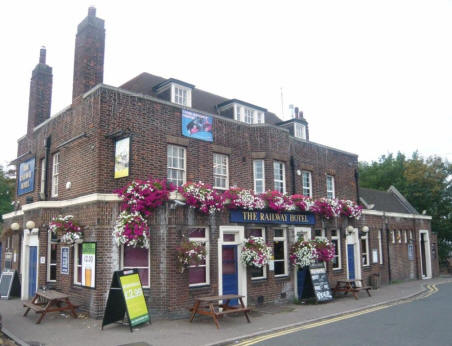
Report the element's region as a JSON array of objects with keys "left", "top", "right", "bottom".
[{"left": 230, "top": 210, "right": 315, "bottom": 225}]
